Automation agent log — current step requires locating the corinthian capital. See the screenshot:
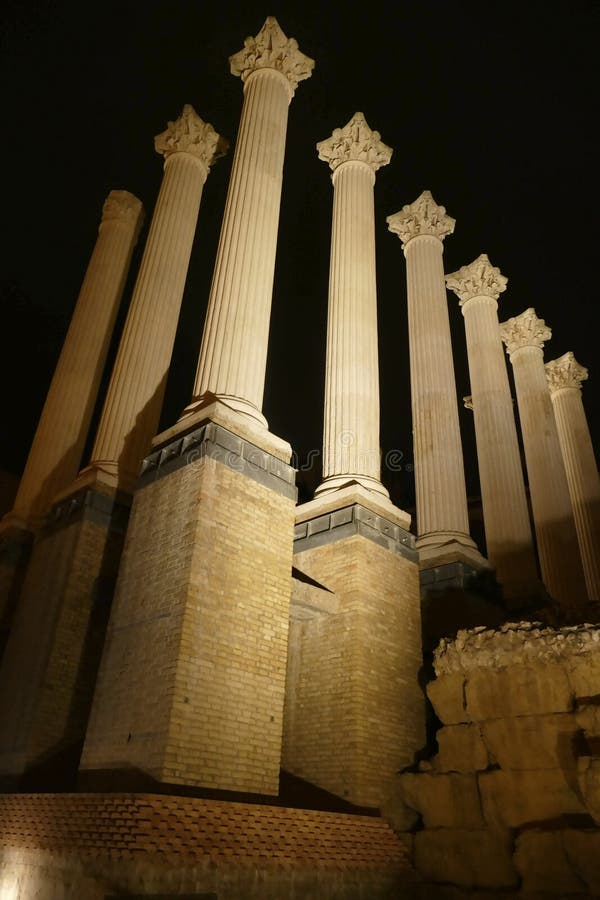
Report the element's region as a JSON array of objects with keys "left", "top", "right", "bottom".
[
  {"left": 387, "top": 190, "right": 455, "bottom": 245},
  {"left": 446, "top": 254, "right": 508, "bottom": 305},
  {"left": 154, "top": 105, "right": 228, "bottom": 168},
  {"left": 229, "top": 16, "right": 314, "bottom": 98},
  {"left": 545, "top": 351, "right": 589, "bottom": 394},
  {"left": 317, "top": 112, "right": 392, "bottom": 174},
  {"left": 500, "top": 308, "right": 552, "bottom": 356},
  {"left": 101, "top": 190, "right": 144, "bottom": 236}
]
